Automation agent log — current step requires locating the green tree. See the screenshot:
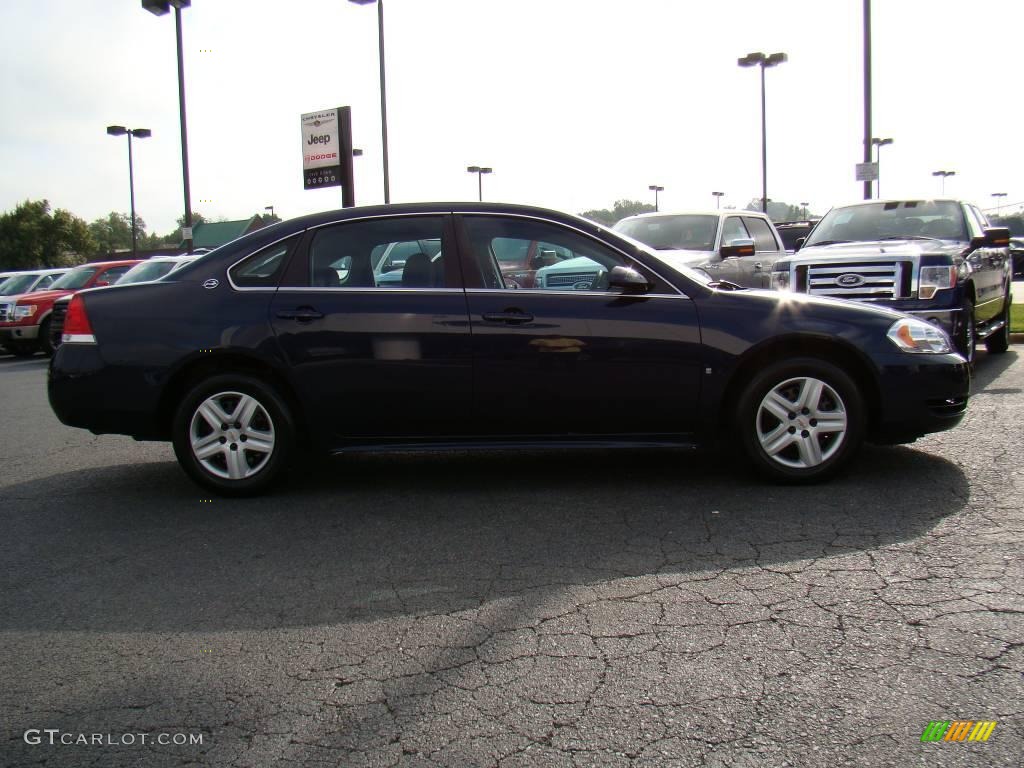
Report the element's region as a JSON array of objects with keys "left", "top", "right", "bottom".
[
  {"left": 579, "top": 199, "right": 656, "bottom": 226},
  {"left": 89, "top": 212, "right": 148, "bottom": 257},
  {"left": 990, "top": 213, "right": 1024, "bottom": 236},
  {"left": 744, "top": 199, "right": 811, "bottom": 222},
  {"left": 0, "top": 200, "right": 94, "bottom": 269},
  {"left": 162, "top": 211, "right": 206, "bottom": 244}
]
